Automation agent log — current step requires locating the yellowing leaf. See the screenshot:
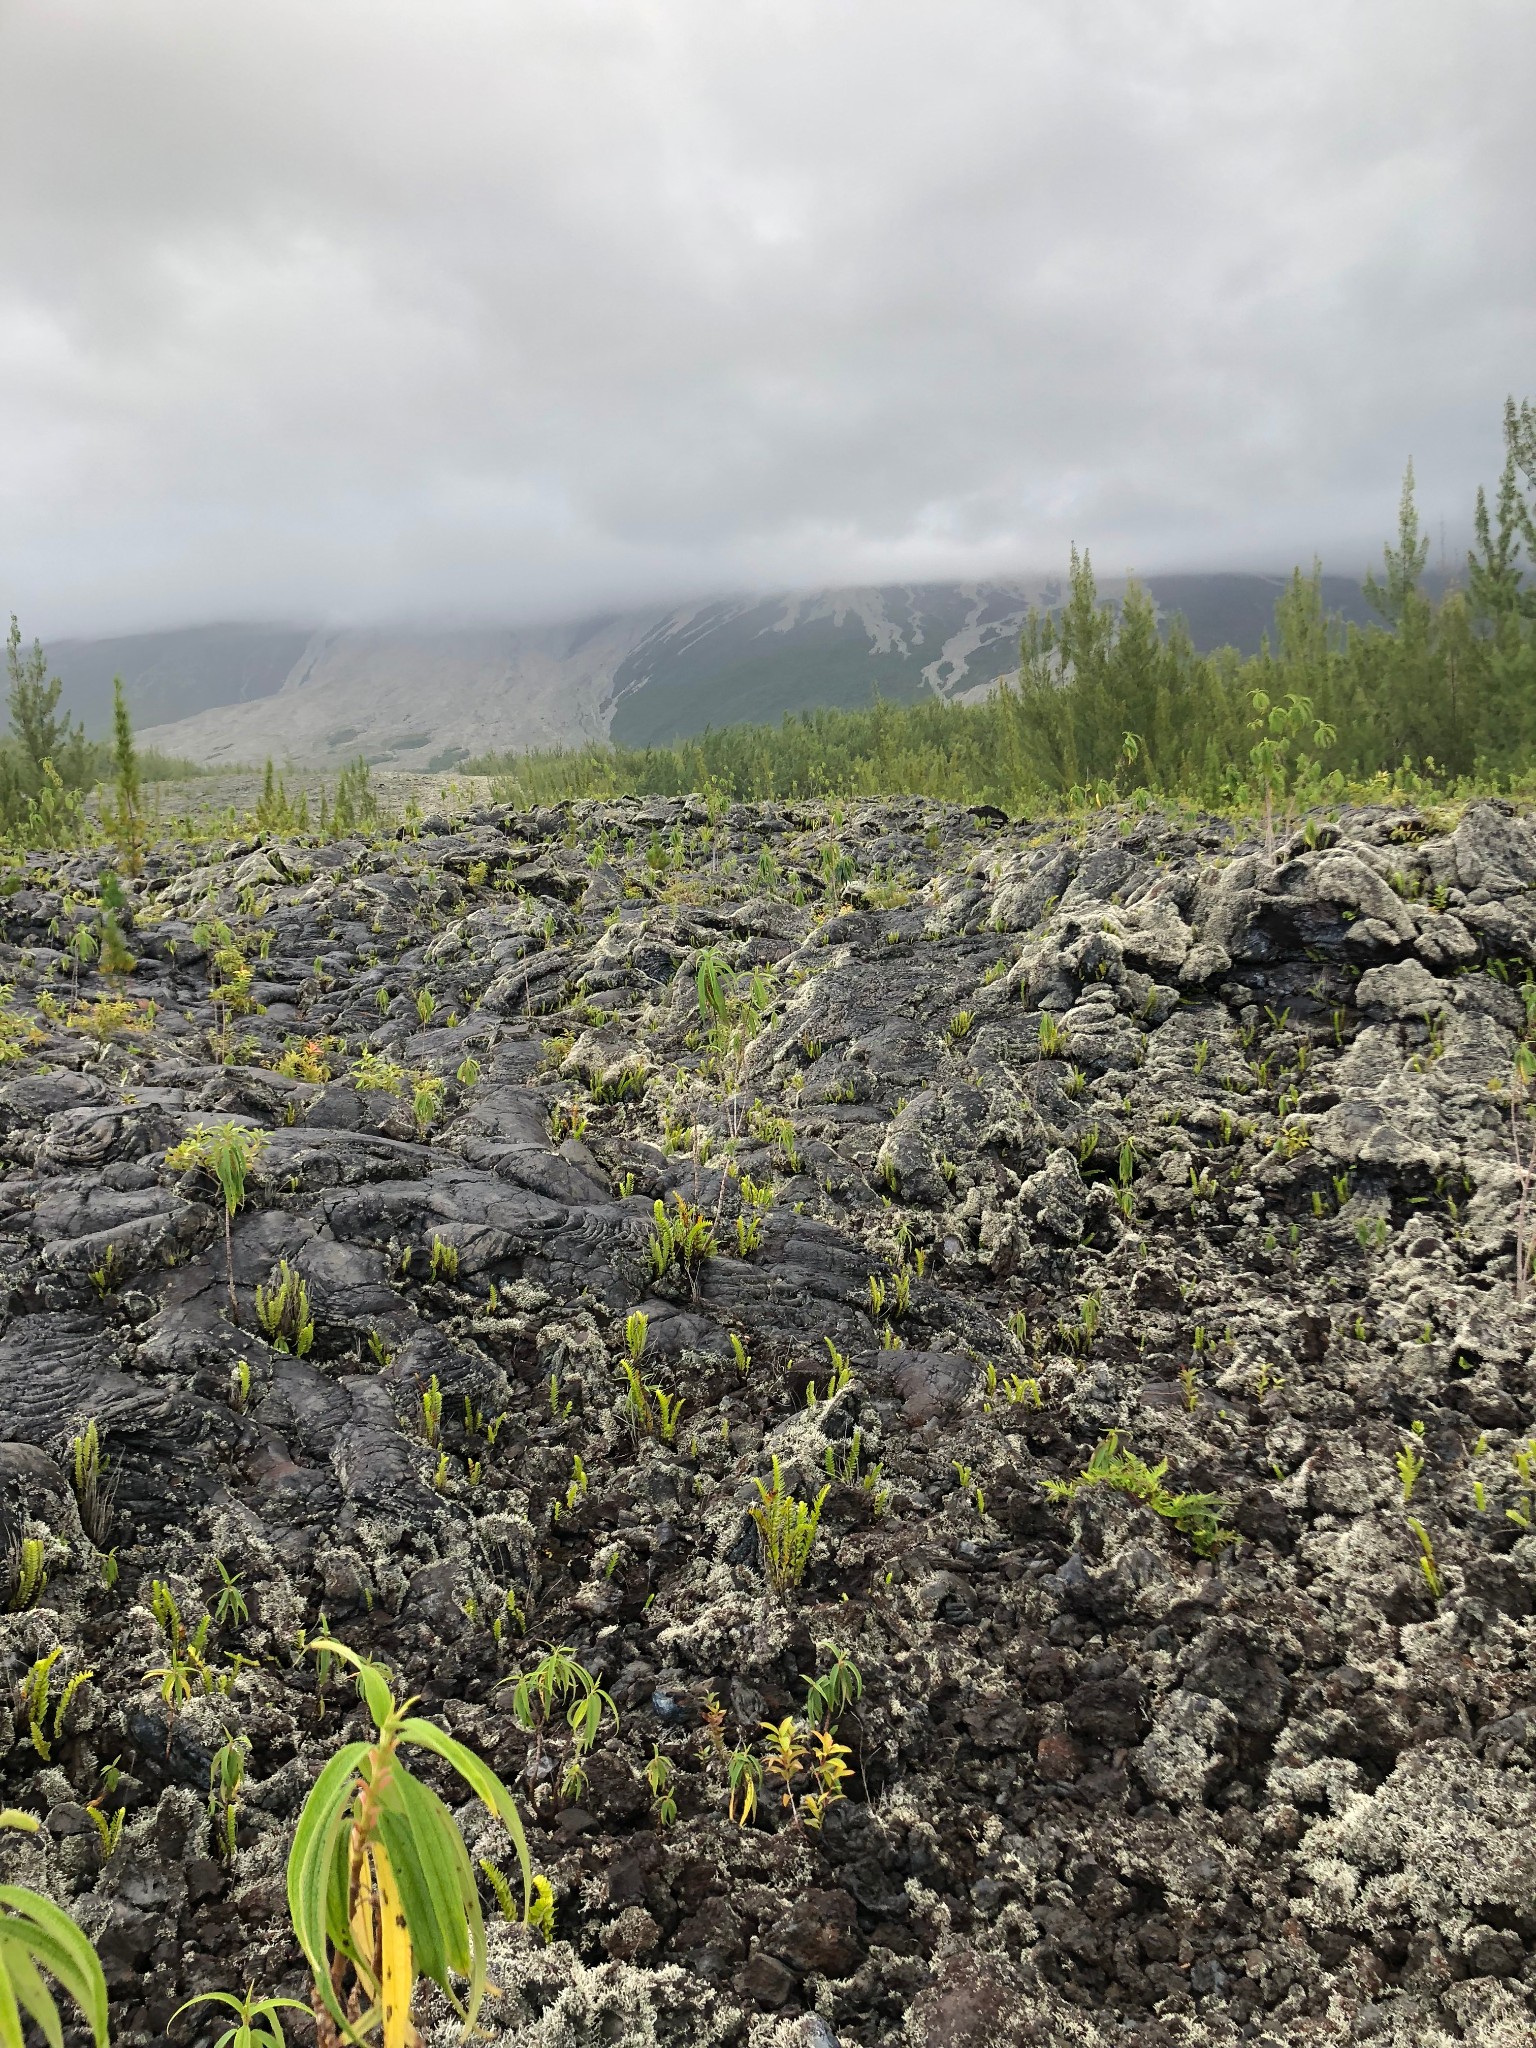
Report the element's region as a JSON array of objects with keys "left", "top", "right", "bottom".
[{"left": 372, "top": 1843, "right": 414, "bottom": 2048}]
